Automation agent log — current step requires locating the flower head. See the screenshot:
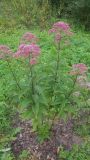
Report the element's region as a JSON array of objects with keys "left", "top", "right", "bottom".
[
  {"left": 48, "top": 28, "right": 56, "bottom": 34},
  {"left": 73, "top": 64, "right": 88, "bottom": 74},
  {"left": 0, "top": 45, "right": 13, "bottom": 59},
  {"left": 14, "top": 32, "right": 40, "bottom": 66},
  {"left": 13, "top": 44, "right": 25, "bottom": 58},
  {"left": 49, "top": 21, "right": 73, "bottom": 44},
  {"left": 18, "top": 44, "right": 25, "bottom": 50},
  {"left": 30, "top": 44, "right": 41, "bottom": 57},
  {"left": 14, "top": 43, "right": 41, "bottom": 62},
  {"left": 53, "top": 22, "right": 70, "bottom": 31},
  {"left": 70, "top": 63, "right": 88, "bottom": 75},
  {"left": 55, "top": 33, "right": 61, "bottom": 43},
  {"left": 30, "top": 58, "right": 37, "bottom": 65},
  {"left": 21, "top": 32, "right": 38, "bottom": 44}
]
